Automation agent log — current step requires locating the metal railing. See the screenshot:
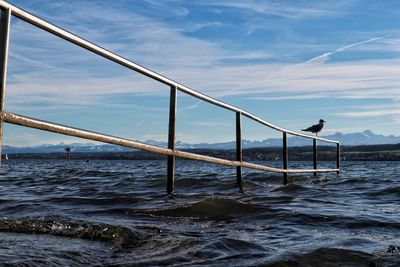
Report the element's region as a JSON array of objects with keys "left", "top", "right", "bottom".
[{"left": 0, "top": 1, "right": 340, "bottom": 193}]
